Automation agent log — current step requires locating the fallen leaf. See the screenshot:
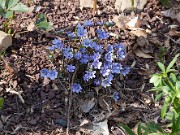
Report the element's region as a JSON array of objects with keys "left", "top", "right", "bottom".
[
  {"left": 168, "top": 30, "right": 180, "bottom": 37},
  {"left": 126, "top": 15, "right": 141, "bottom": 28},
  {"left": 112, "top": 14, "right": 129, "bottom": 29},
  {"left": 27, "top": 22, "right": 35, "bottom": 31},
  {"left": 80, "top": 98, "right": 95, "bottom": 113},
  {"left": 130, "top": 29, "right": 147, "bottom": 37},
  {"left": 80, "top": 0, "right": 94, "bottom": 10},
  {"left": 162, "top": 9, "right": 180, "bottom": 23},
  {"left": 80, "top": 119, "right": 109, "bottom": 135},
  {"left": 134, "top": 48, "right": 153, "bottom": 58}
]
